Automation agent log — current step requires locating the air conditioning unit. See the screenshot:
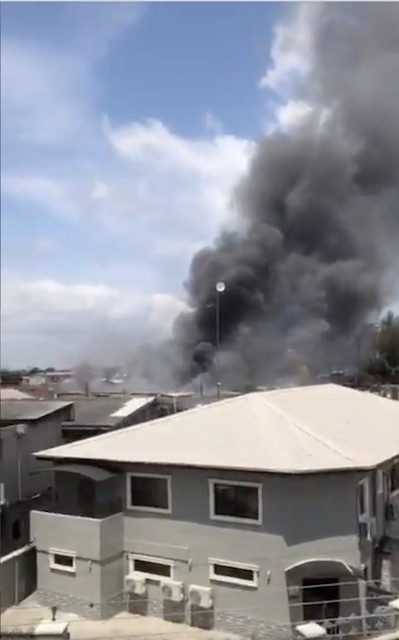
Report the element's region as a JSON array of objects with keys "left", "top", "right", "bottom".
[
  {"left": 161, "top": 579, "right": 184, "bottom": 603},
  {"left": 188, "top": 585, "right": 213, "bottom": 609},
  {"left": 124, "top": 573, "right": 147, "bottom": 595}
]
